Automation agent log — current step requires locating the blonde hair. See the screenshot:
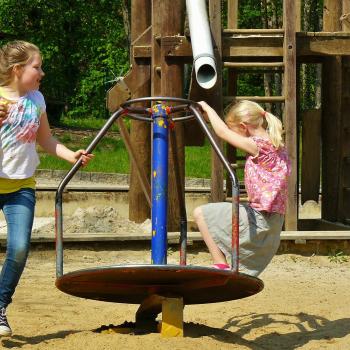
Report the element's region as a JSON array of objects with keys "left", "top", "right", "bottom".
[
  {"left": 225, "top": 100, "right": 284, "bottom": 148},
  {"left": 0, "top": 40, "right": 41, "bottom": 86}
]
